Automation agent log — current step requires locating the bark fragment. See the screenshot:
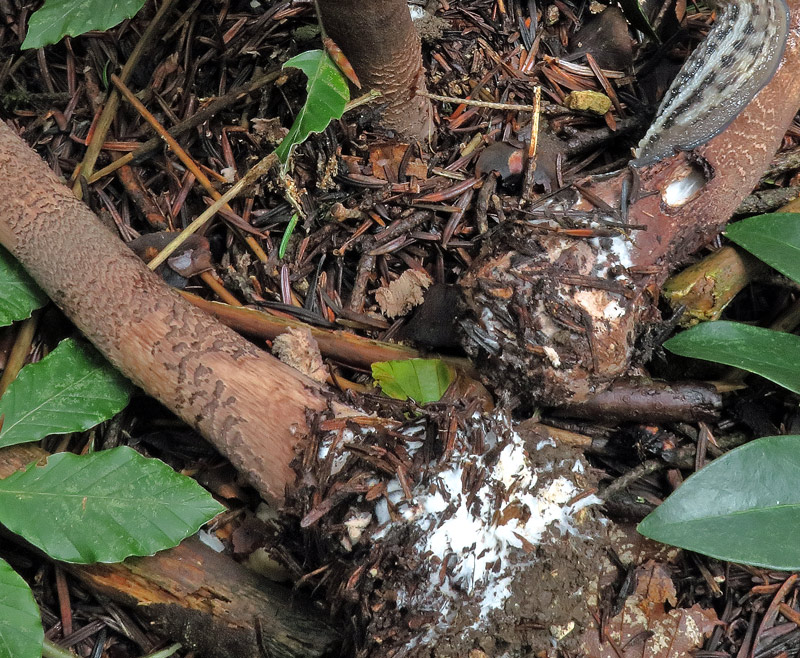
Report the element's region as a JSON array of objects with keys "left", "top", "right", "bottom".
[{"left": 555, "top": 377, "right": 722, "bottom": 424}]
